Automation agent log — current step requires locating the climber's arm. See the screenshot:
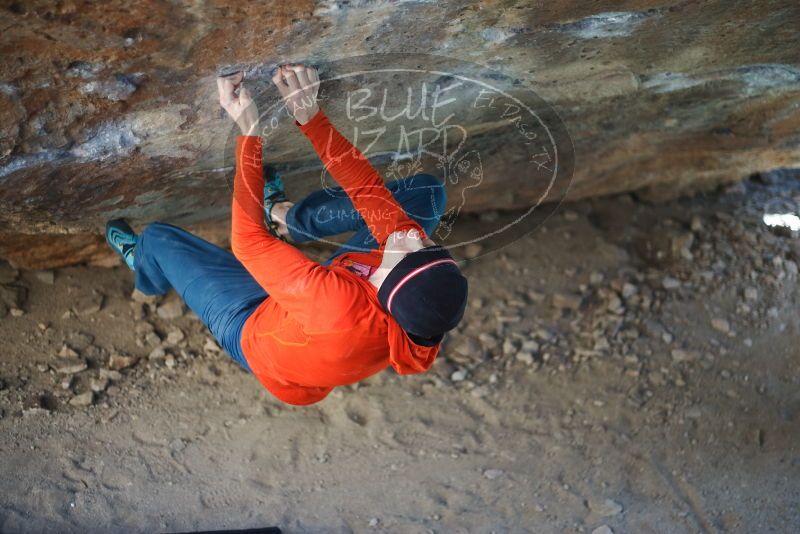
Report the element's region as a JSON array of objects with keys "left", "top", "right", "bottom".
[
  {"left": 296, "top": 109, "right": 425, "bottom": 244},
  {"left": 272, "top": 64, "right": 425, "bottom": 246},
  {"left": 231, "top": 135, "right": 358, "bottom": 324},
  {"left": 219, "top": 73, "right": 344, "bottom": 325}
]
